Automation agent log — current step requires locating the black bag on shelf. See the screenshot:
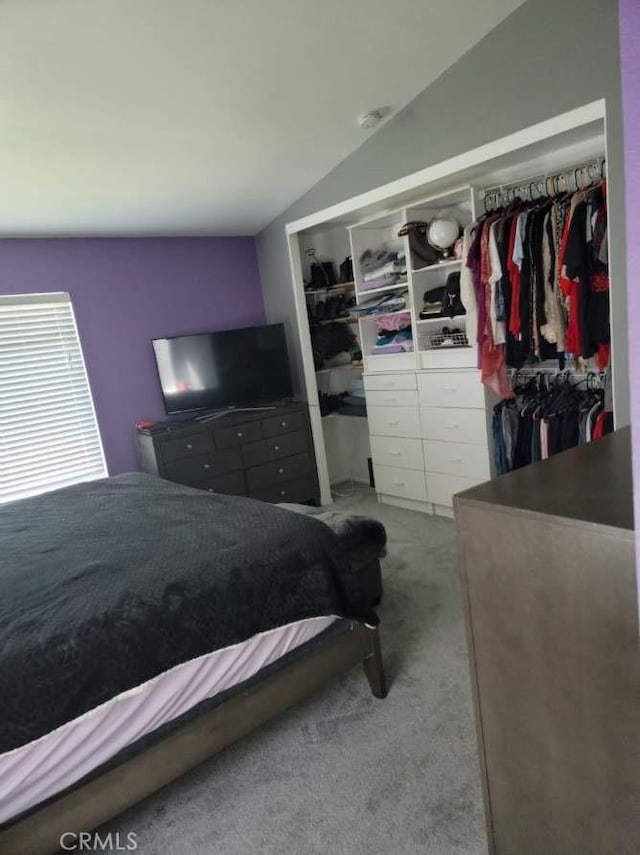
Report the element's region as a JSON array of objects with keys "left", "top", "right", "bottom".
[
  {"left": 441, "top": 272, "right": 465, "bottom": 318},
  {"left": 338, "top": 256, "right": 353, "bottom": 283},
  {"left": 310, "top": 322, "right": 353, "bottom": 370},
  {"left": 310, "top": 261, "right": 336, "bottom": 288},
  {"left": 397, "top": 221, "right": 439, "bottom": 268}
]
